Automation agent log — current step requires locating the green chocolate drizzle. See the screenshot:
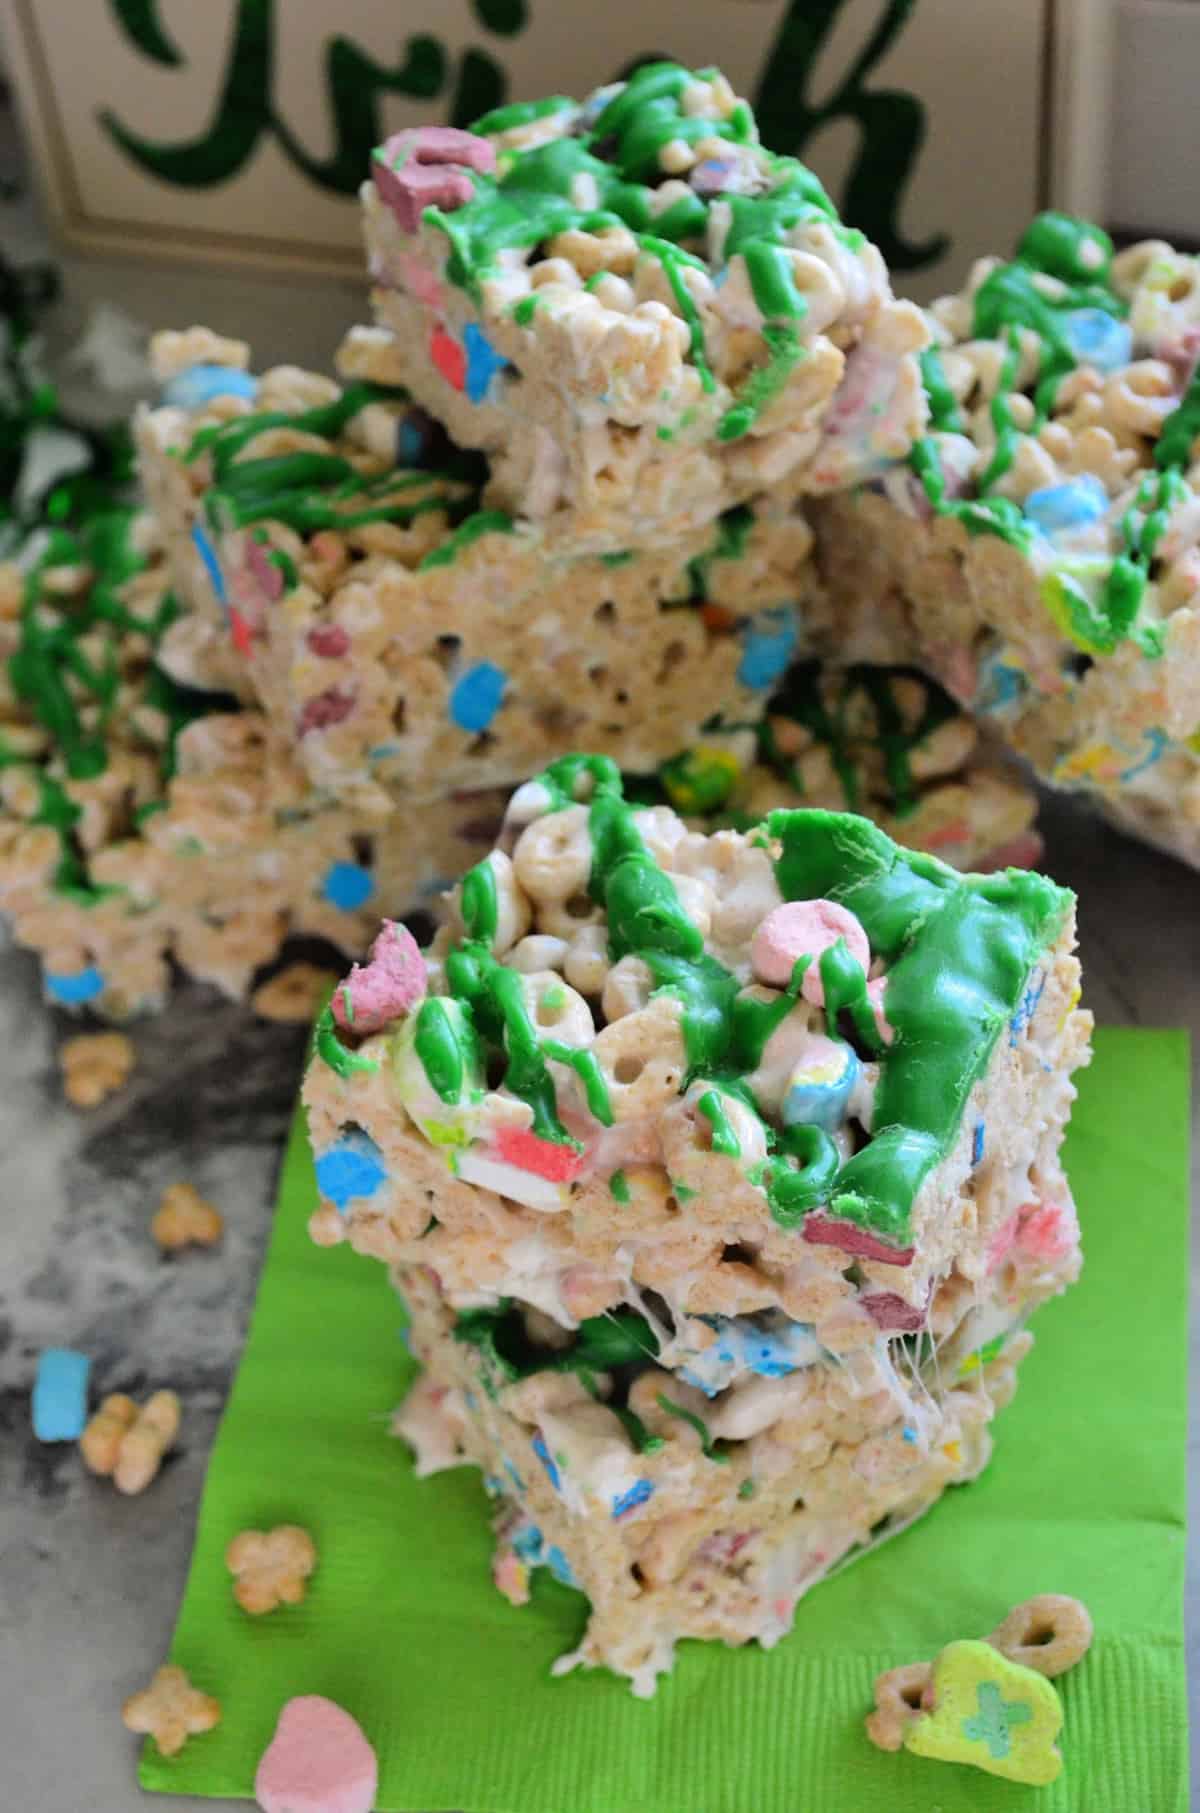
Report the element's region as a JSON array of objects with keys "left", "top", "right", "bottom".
[
  {"left": 759, "top": 660, "right": 958, "bottom": 821},
  {"left": 697, "top": 1088, "right": 741, "bottom": 1156},
  {"left": 767, "top": 807, "right": 1070, "bottom": 1242},
  {"left": 187, "top": 380, "right": 481, "bottom": 573},
  {"left": 315, "top": 1003, "right": 381, "bottom": 1078},
  {"left": 5, "top": 512, "right": 228, "bottom": 904},
  {"left": 655, "top": 1393, "right": 729, "bottom": 1462}
]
